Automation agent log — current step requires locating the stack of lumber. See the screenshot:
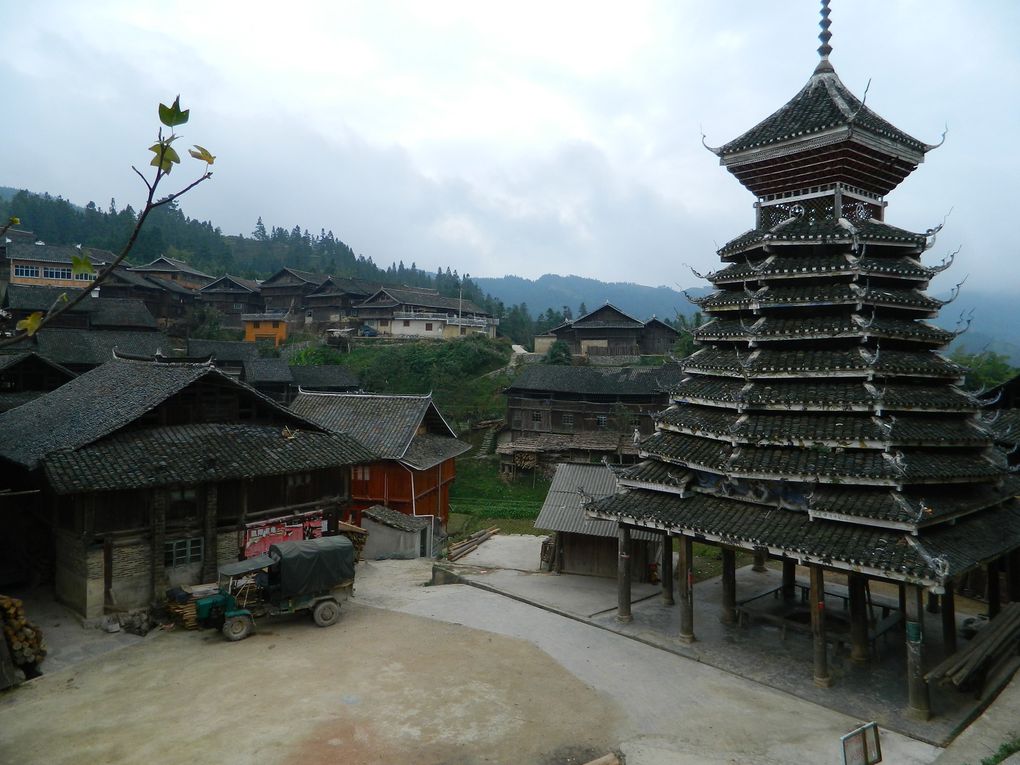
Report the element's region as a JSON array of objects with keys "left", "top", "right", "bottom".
[
  {"left": 335, "top": 522, "right": 368, "bottom": 562},
  {"left": 0, "top": 595, "right": 46, "bottom": 667},
  {"left": 165, "top": 599, "right": 199, "bottom": 630},
  {"left": 927, "top": 602, "right": 1020, "bottom": 688},
  {"left": 448, "top": 527, "right": 499, "bottom": 562}
]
